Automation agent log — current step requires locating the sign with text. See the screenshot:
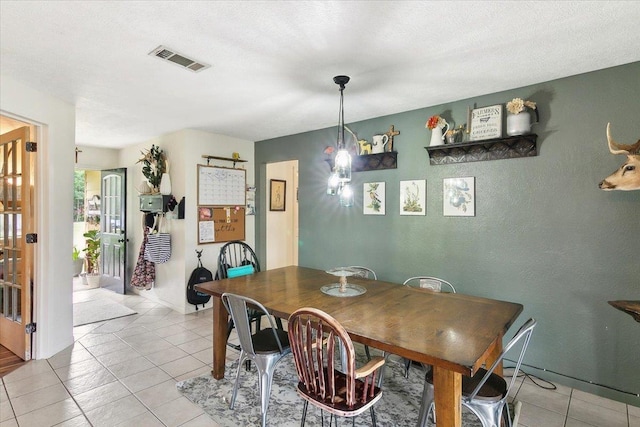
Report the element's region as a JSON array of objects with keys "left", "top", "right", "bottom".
[
  {"left": 470, "top": 104, "right": 503, "bottom": 141},
  {"left": 197, "top": 206, "right": 245, "bottom": 244}
]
